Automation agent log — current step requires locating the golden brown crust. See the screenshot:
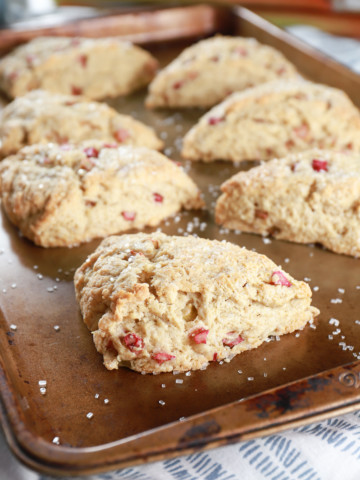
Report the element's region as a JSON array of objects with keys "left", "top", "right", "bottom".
[
  {"left": 0, "top": 90, "right": 163, "bottom": 158},
  {"left": 146, "top": 36, "right": 299, "bottom": 108},
  {"left": 0, "top": 143, "right": 203, "bottom": 247},
  {"left": 0, "top": 36, "right": 158, "bottom": 99},
  {"left": 182, "top": 80, "right": 360, "bottom": 162},
  {"left": 74, "top": 233, "right": 319, "bottom": 373},
  {"left": 216, "top": 149, "right": 360, "bottom": 256}
]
